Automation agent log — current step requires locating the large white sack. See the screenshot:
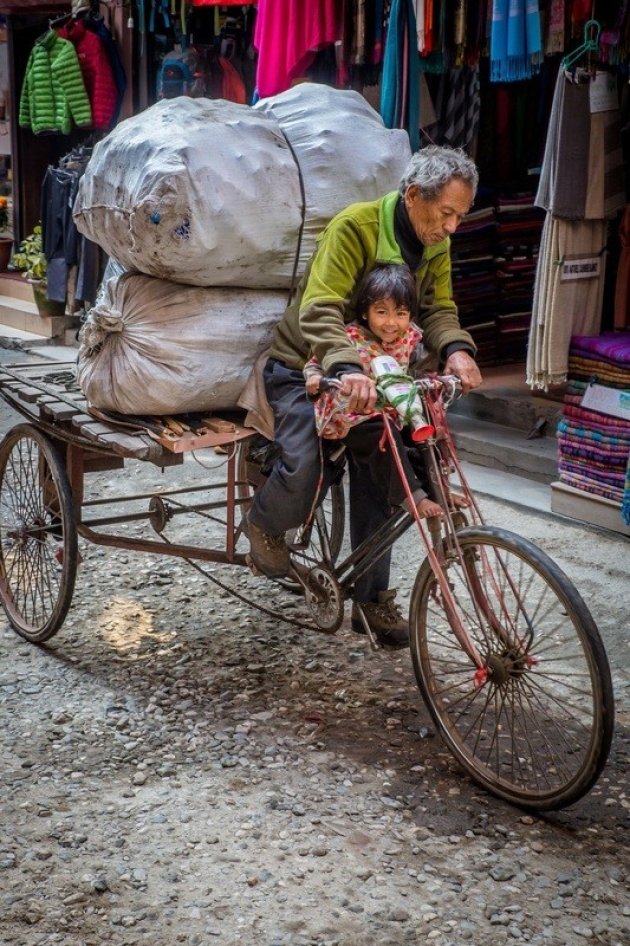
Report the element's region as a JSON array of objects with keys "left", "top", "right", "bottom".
[
  {"left": 74, "top": 86, "right": 411, "bottom": 289},
  {"left": 254, "top": 84, "right": 411, "bottom": 282},
  {"left": 73, "top": 97, "right": 303, "bottom": 288},
  {"left": 77, "top": 273, "right": 286, "bottom": 415}
]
